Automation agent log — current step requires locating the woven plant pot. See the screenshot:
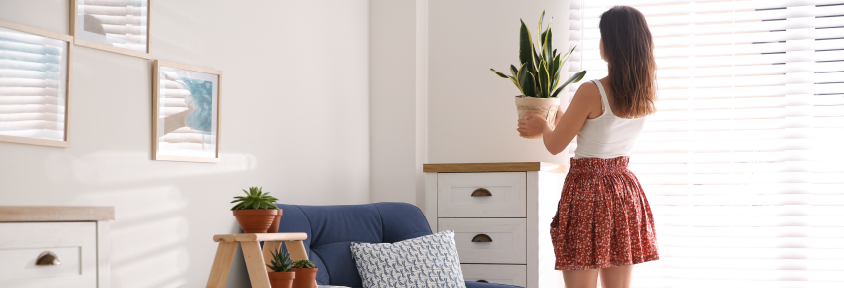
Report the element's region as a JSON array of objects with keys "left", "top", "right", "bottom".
[
  {"left": 515, "top": 95, "right": 560, "bottom": 139},
  {"left": 233, "top": 209, "right": 277, "bottom": 233}
]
